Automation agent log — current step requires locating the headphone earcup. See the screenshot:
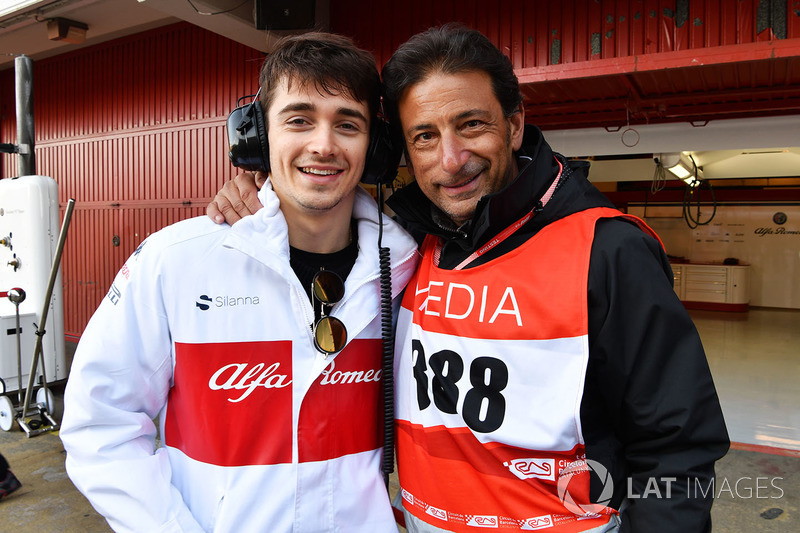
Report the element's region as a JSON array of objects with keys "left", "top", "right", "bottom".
[
  {"left": 226, "top": 99, "right": 270, "bottom": 172},
  {"left": 362, "top": 117, "right": 402, "bottom": 185},
  {"left": 252, "top": 102, "right": 270, "bottom": 172}
]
